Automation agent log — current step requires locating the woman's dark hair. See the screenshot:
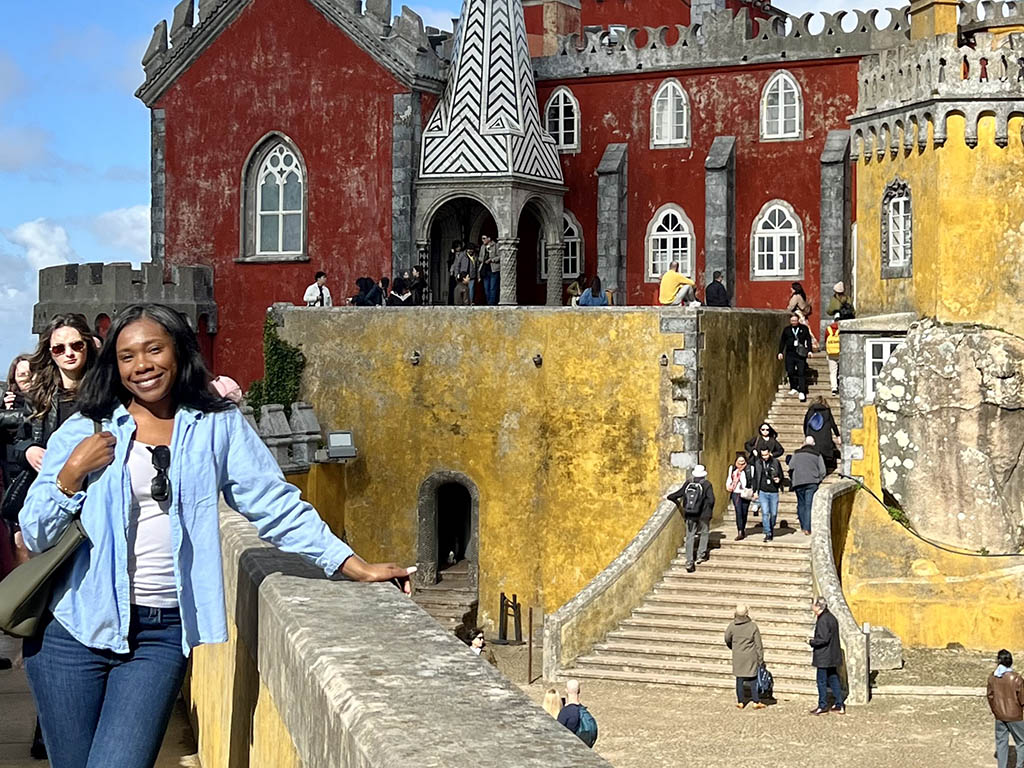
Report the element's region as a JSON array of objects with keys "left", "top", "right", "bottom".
[
  {"left": 78, "top": 303, "right": 232, "bottom": 421},
  {"left": 791, "top": 282, "right": 806, "bottom": 299},
  {"left": 25, "top": 313, "right": 98, "bottom": 419},
  {"left": 392, "top": 277, "right": 407, "bottom": 294},
  {"left": 5, "top": 354, "right": 31, "bottom": 394},
  {"left": 380, "top": 277, "right": 390, "bottom": 292},
  {"left": 815, "top": 395, "right": 827, "bottom": 406},
  {"left": 590, "top": 276, "right": 602, "bottom": 295},
  {"left": 411, "top": 264, "right": 423, "bottom": 278}
]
